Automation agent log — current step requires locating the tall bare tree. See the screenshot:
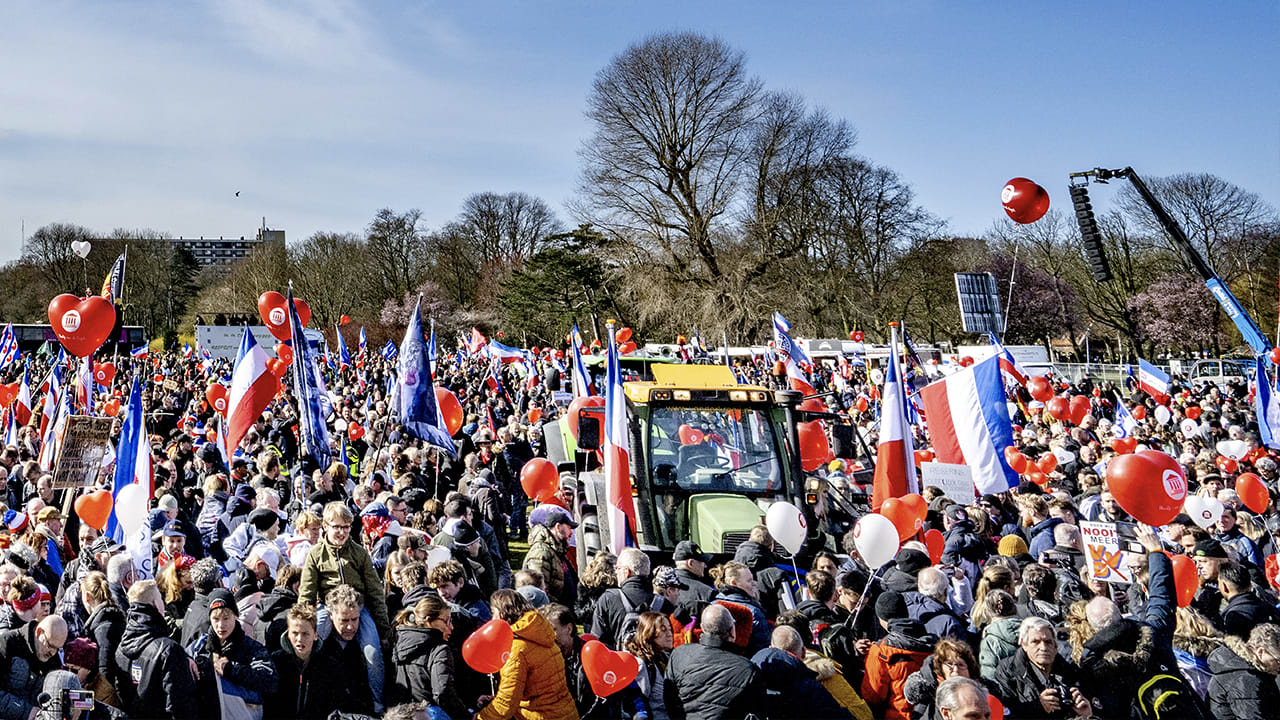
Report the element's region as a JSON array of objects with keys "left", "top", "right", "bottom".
[{"left": 365, "top": 208, "right": 428, "bottom": 302}]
